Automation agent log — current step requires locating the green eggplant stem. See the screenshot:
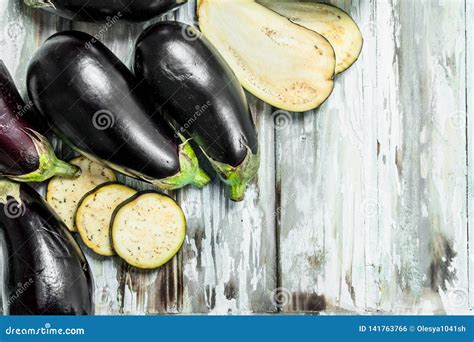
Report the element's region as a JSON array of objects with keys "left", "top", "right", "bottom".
[
  {"left": 191, "top": 168, "right": 211, "bottom": 188},
  {"left": 7, "top": 129, "right": 80, "bottom": 182},
  {"left": 229, "top": 182, "right": 246, "bottom": 202}
]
